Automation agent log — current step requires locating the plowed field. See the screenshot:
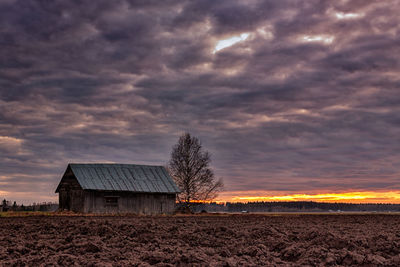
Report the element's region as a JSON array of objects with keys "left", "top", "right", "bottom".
[{"left": 1, "top": 214, "right": 400, "bottom": 266}]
